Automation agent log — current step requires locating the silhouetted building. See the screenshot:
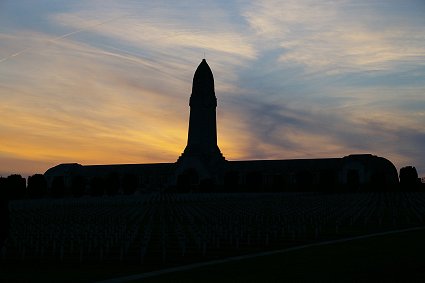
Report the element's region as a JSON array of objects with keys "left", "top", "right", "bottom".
[{"left": 45, "top": 59, "right": 399, "bottom": 193}]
